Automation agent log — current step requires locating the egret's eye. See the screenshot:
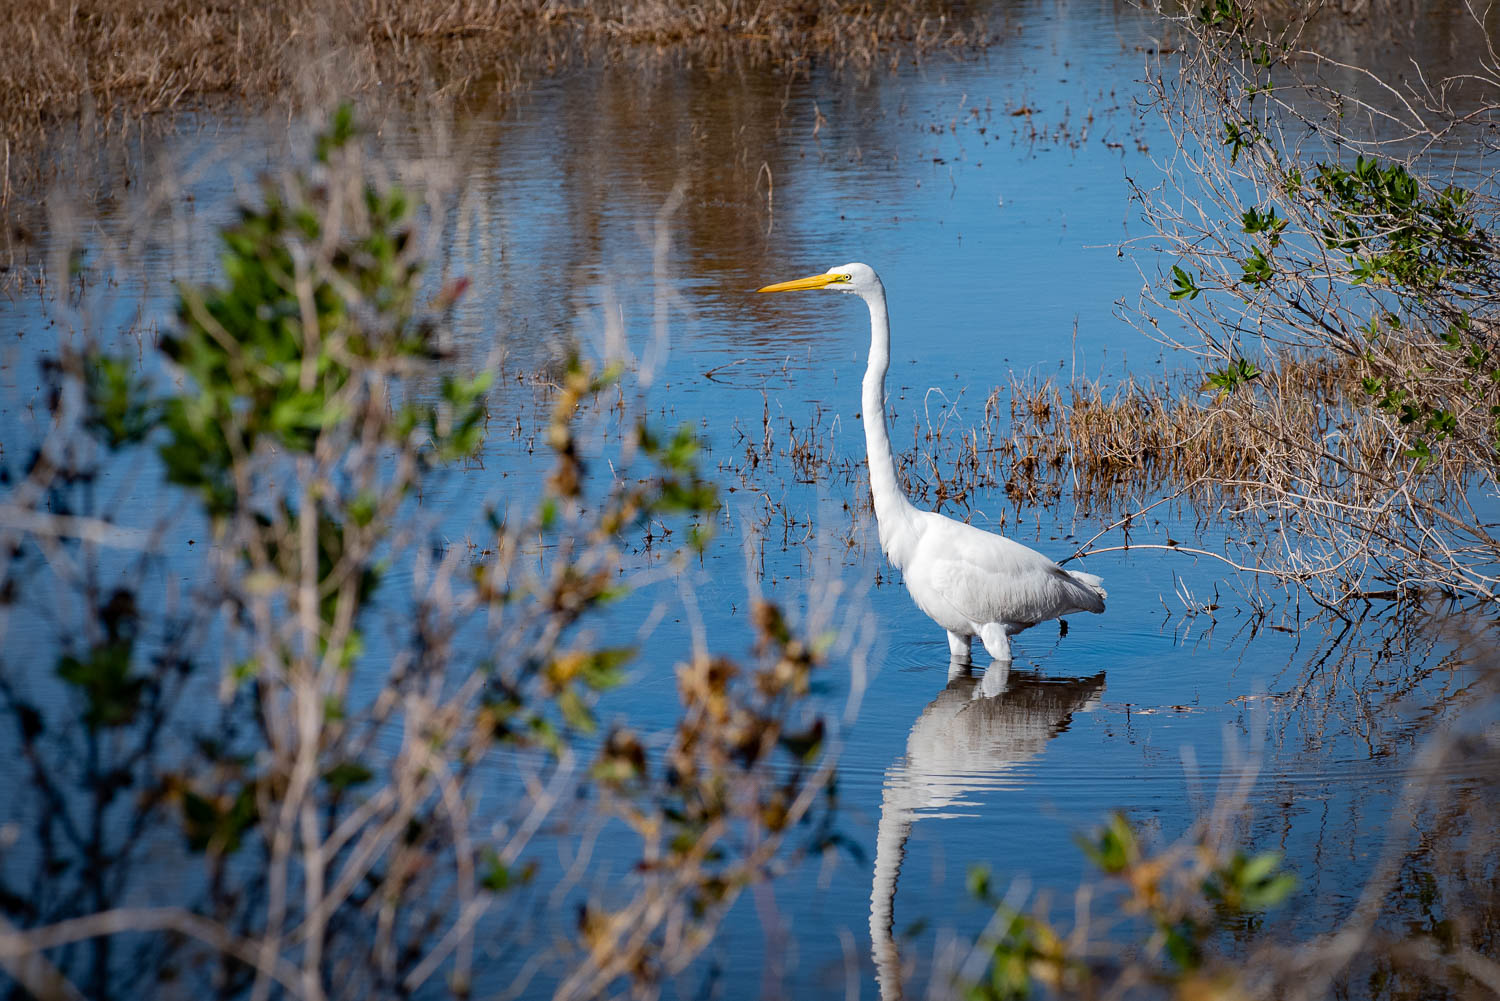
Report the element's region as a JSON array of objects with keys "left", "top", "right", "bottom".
[{"left": 832, "top": 274, "right": 852, "bottom": 283}]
